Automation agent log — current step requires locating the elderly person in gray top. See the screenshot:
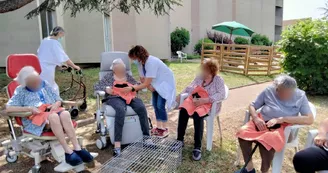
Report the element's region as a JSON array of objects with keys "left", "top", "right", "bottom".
[
  {"left": 235, "top": 75, "right": 314, "bottom": 173},
  {"left": 94, "top": 58, "right": 150, "bottom": 157}
]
